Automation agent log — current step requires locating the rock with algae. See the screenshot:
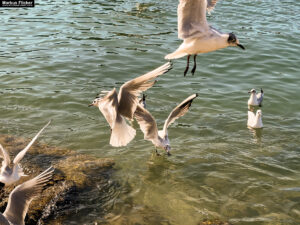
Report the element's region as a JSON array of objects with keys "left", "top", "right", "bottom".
[
  {"left": 0, "top": 134, "right": 117, "bottom": 224},
  {"left": 198, "top": 219, "right": 232, "bottom": 225}
]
